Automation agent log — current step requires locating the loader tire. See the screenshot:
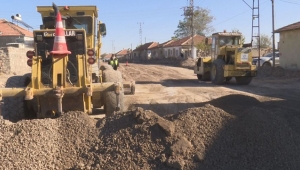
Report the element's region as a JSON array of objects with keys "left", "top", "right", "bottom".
[
  {"left": 197, "top": 72, "right": 210, "bottom": 81},
  {"left": 196, "top": 74, "right": 203, "bottom": 81},
  {"left": 2, "top": 75, "right": 29, "bottom": 122},
  {"left": 225, "top": 77, "right": 232, "bottom": 82},
  {"left": 210, "top": 59, "right": 225, "bottom": 85},
  {"left": 103, "top": 70, "right": 124, "bottom": 117},
  {"left": 235, "top": 77, "right": 252, "bottom": 85}
]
